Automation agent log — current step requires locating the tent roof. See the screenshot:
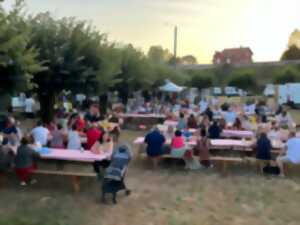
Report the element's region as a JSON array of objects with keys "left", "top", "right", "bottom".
[{"left": 159, "top": 80, "right": 184, "bottom": 93}]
